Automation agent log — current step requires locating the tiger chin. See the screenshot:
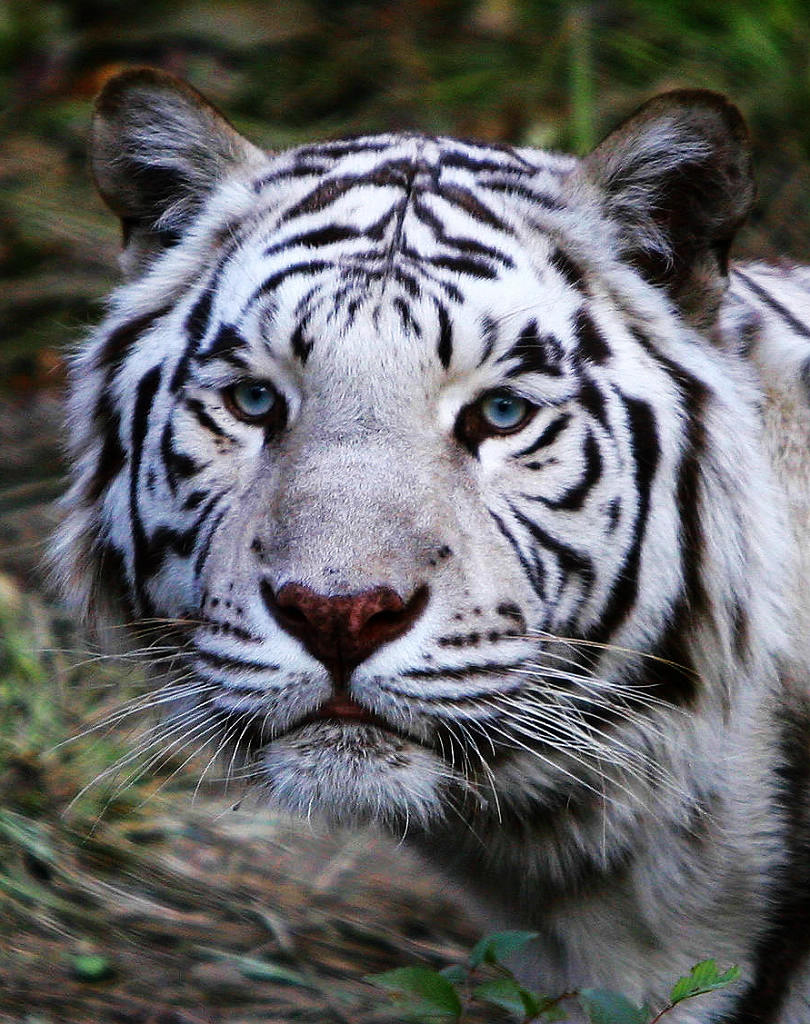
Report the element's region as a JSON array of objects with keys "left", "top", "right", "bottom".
[{"left": 51, "top": 67, "right": 810, "bottom": 1023}]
